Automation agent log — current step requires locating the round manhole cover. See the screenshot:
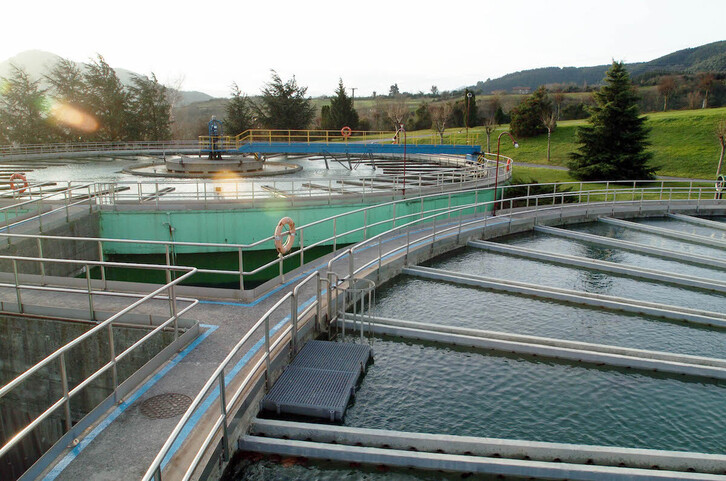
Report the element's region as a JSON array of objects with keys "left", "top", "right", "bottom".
[{"left": 139, "top": 393, "right": 192, "bottom": 419}]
